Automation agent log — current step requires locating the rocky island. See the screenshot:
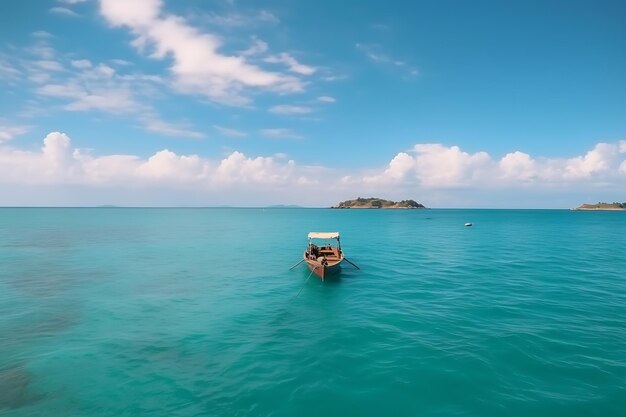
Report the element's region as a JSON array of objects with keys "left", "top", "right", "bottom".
[
  {"left": 332, "top": 197, "right": 427, "bottom": 209},
  {"left": 573, "top": 202, "right": 626, "bottom": 211}
]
